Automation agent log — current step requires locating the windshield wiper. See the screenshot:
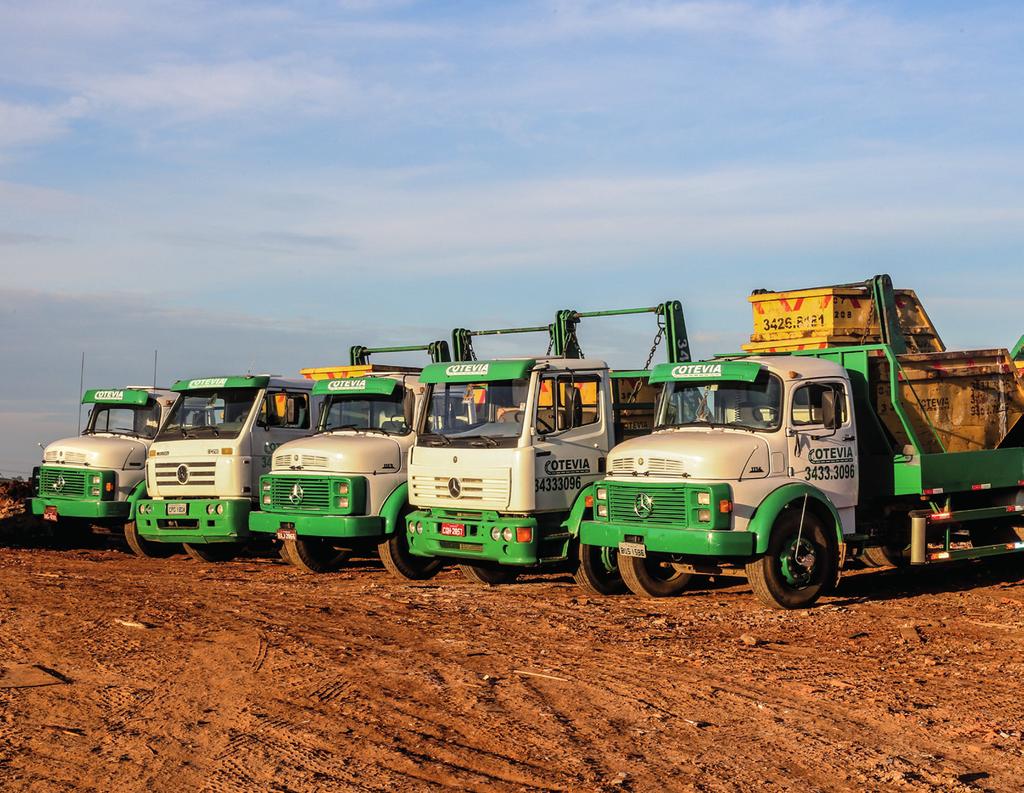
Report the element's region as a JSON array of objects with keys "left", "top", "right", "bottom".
[
  {"left": 466, "top": 435, "right": 500, "bottom": 447},
  {"left": 420, "top": 432, "right": 451, "bottom": 446}
]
